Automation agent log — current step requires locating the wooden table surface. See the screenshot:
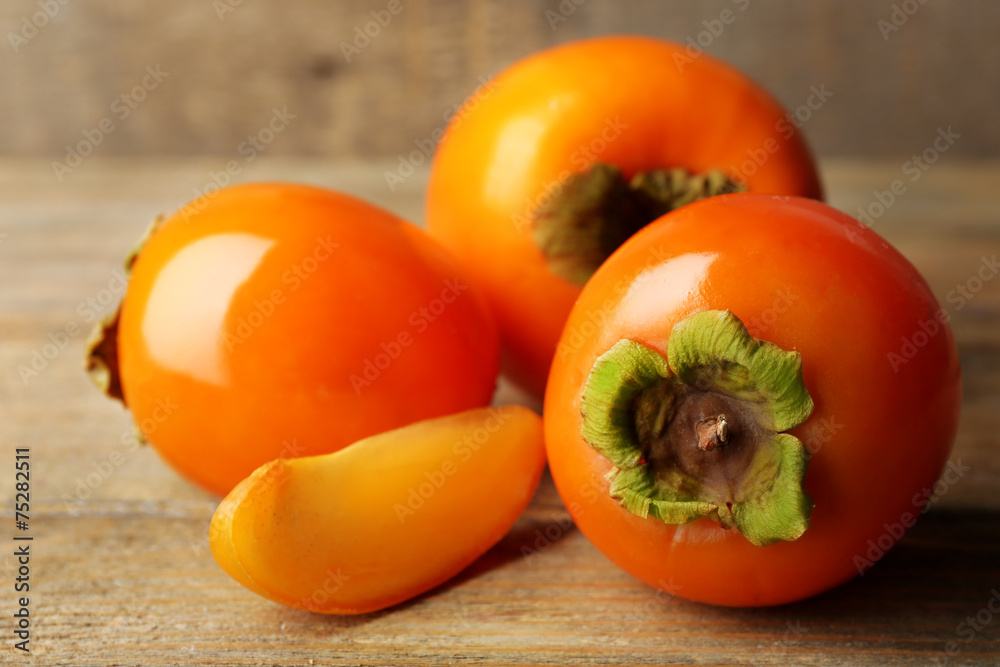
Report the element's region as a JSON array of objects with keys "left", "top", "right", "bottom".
[{"left": 2, "top": 158, "right": 998, "bottom": 666}]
